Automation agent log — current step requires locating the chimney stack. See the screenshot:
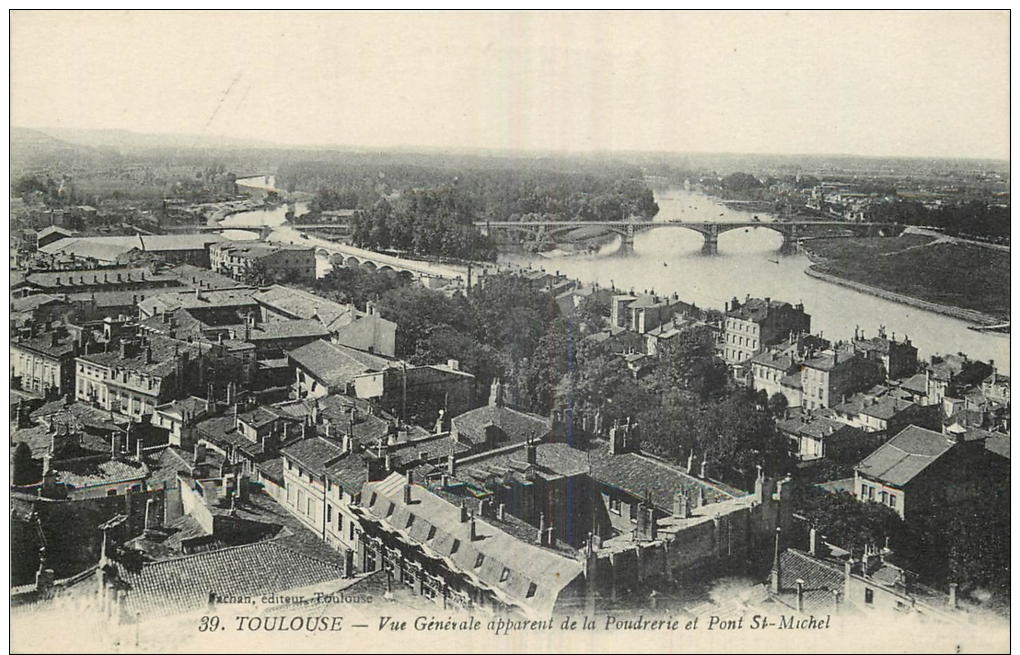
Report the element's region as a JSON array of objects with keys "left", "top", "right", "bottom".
[
  {"left": 537, "top": 513, "right": 547, "bottom": 546},
  {"left": 809, "top": 528, "right": 818, "bottom": 556},
  {"left": 446, "top": 454, "right": 456, "bottom": 476},
  {"left": 403, "top": 470, "right": 413, "bottom": 505},
  {"left": 460, "top": 501, "right": 469, "bottom": 524},
  {"left": 497, "top": 503, "right": 505, "bottom": 521},
  {"left": 469, "top": 516, "right": 477, "bottom": 541},
  {"left": 949, "top": 582, "right": 958, "bottom": 610},
  {"left": 795, "top": 578, "right": 805, "bottom": 613},
  {"left": 194, "top": 442, "right": 206, "bottom": 465}
]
